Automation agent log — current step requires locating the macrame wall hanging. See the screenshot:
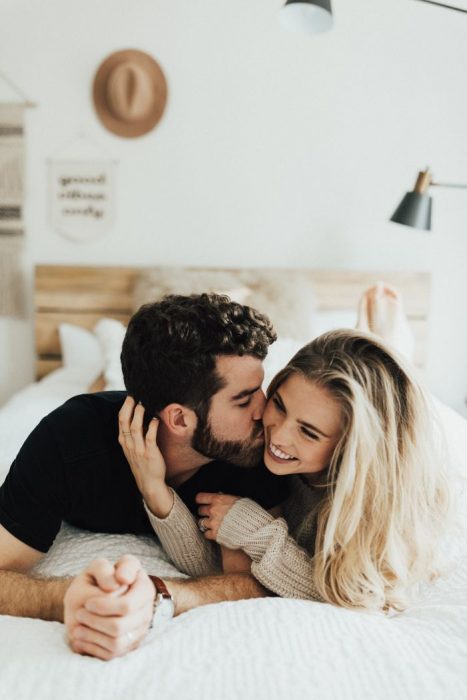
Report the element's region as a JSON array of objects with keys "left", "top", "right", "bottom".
[{"left": 0, "top": 71, "right": 35, "bottom": 317}]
